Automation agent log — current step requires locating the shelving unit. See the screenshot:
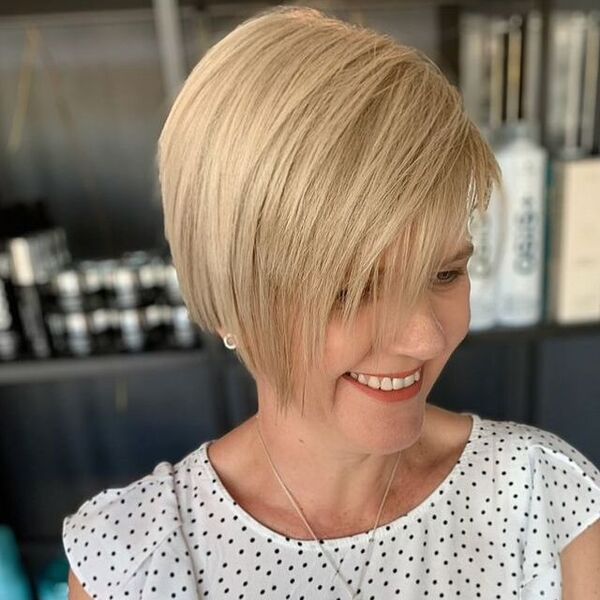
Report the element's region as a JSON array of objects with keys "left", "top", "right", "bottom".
[
  {"left": 0, "top": 345, "right": 222, "bottom": 385},
  {"left": 0, "top": 320, "right": 599, "bottom": 385}
]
